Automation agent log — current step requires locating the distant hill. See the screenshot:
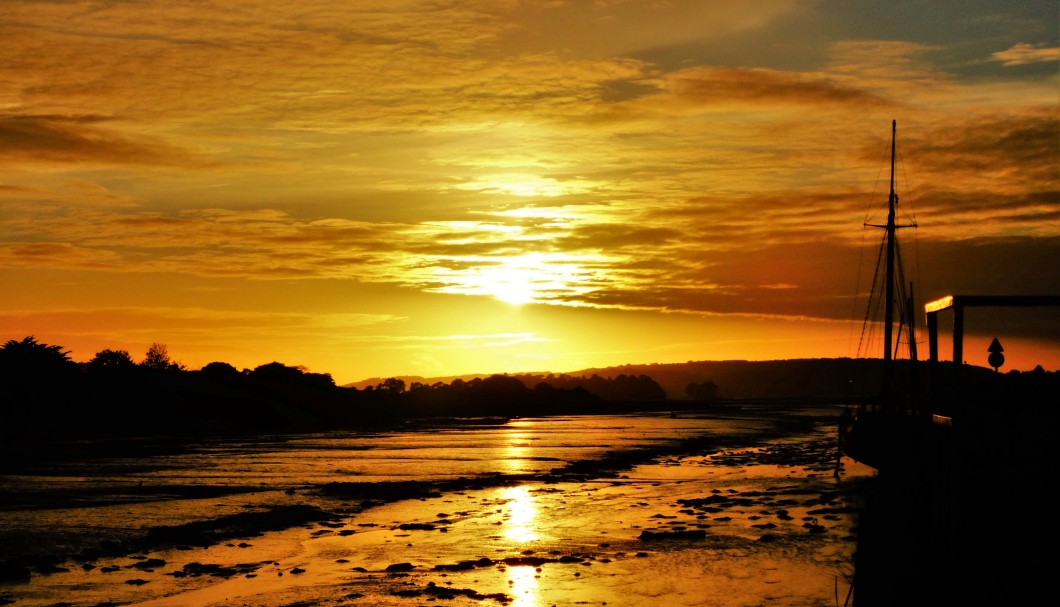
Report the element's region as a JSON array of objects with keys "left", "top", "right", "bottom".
[
  {"left": 348, "top": 358, "right": 929, "bottom": 401},
  {"left": 567, "top": 358, "right": 895, "bottom": 400}
]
